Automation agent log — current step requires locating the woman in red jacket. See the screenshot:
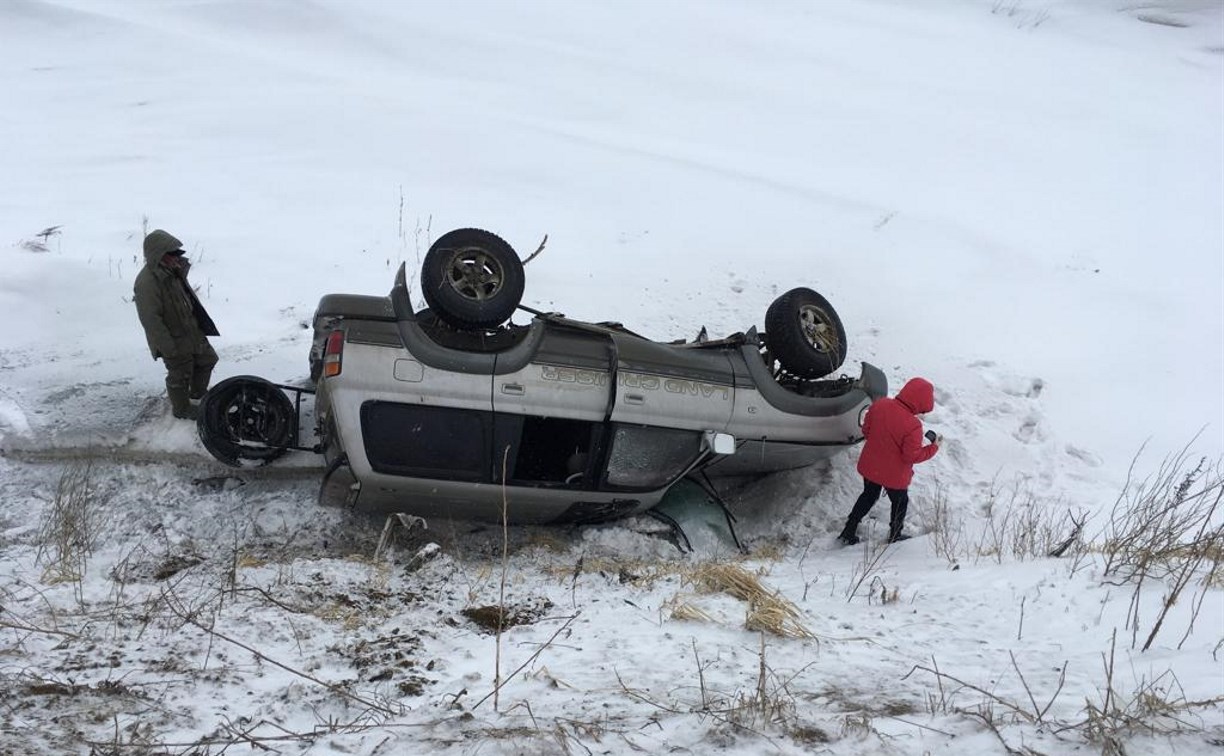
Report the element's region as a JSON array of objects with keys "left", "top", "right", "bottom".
[{"left": 838, "top": 377, "right": 941, "bottom": 545}]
